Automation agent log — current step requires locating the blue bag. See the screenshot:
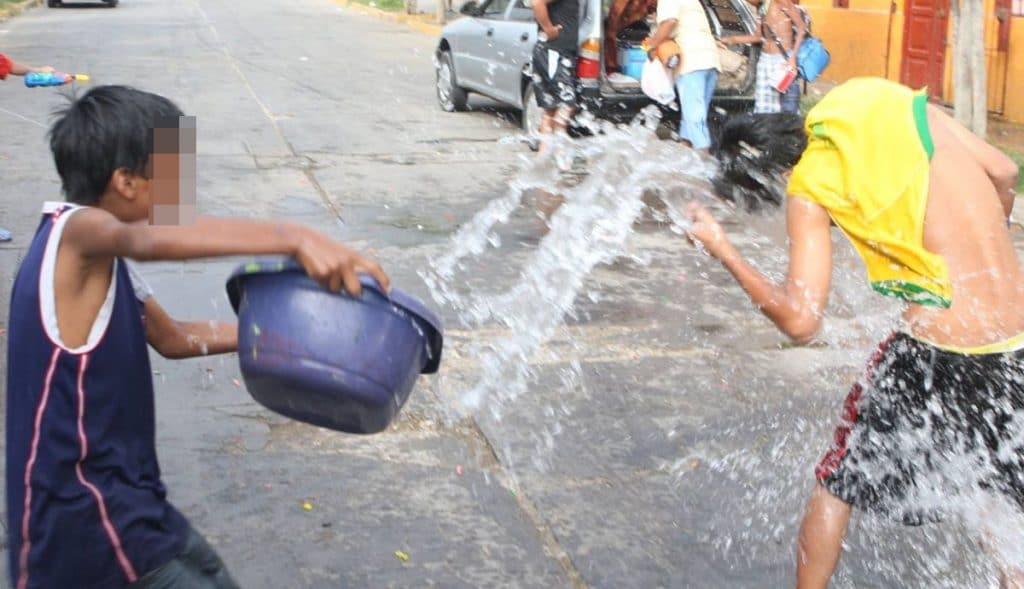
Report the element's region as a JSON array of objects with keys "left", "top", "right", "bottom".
[
  {"left": 763, "top": 3, "right": 831, "bottom": 83},
  {"left": 796, "top": 36, "right": 830, "bottom": 82}
]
